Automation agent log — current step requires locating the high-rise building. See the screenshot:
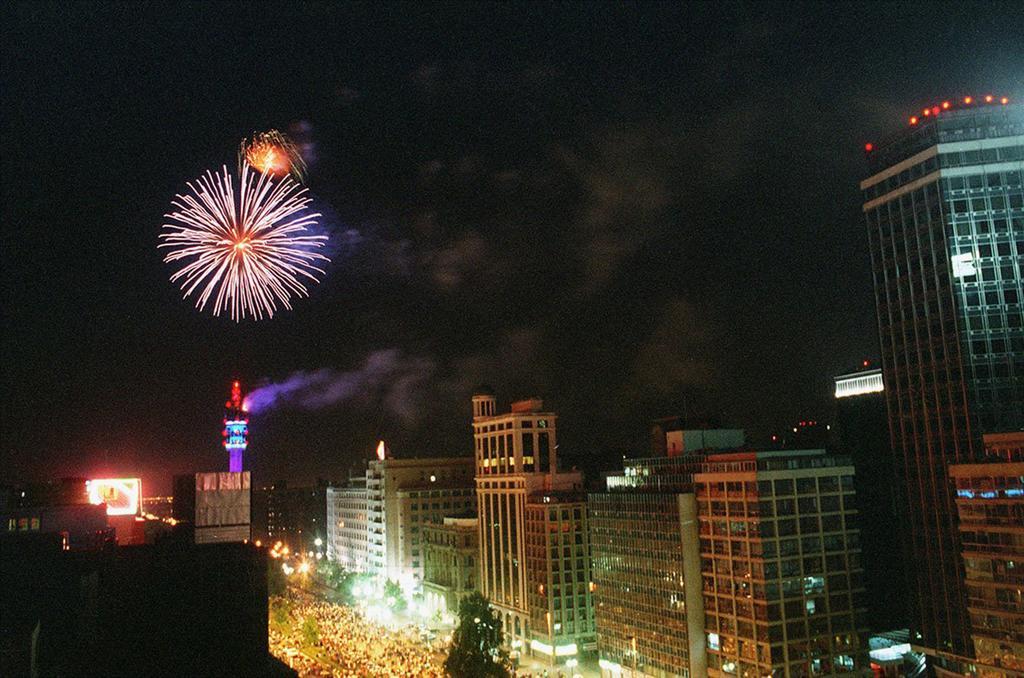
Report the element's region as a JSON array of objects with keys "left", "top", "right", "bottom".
[
  {"left": 322, "top": 452, "right": 474, "bottom": 584},
  {"left": 365, "top": 454, "right": 475, "bottom": 586},
  {"left": 862, "top": 95, "right": 1024, "bottom": 662},
  {"left": 422, "top": 516, "right": 479, "bottom": 625},
  {"left": 832, "top": 364, "right": 908, "bottom": 631},
  {"left": 947, "top": 432, "right": 1024, "bottom": 677},
  {"left": 326, "top": 472, "right": 369, "bottom": 572},
  {"left": 524, "top": 490, "right": 596, "bottom": 665},
  {"left": 471, "top": 390, "right": 592, "bottom": 665},
  {"left": 589, "top": 427, "right": 742, "bottom": 678},
  {"left": 694, "top": 450, "right": 870, "bottom": 677}
]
